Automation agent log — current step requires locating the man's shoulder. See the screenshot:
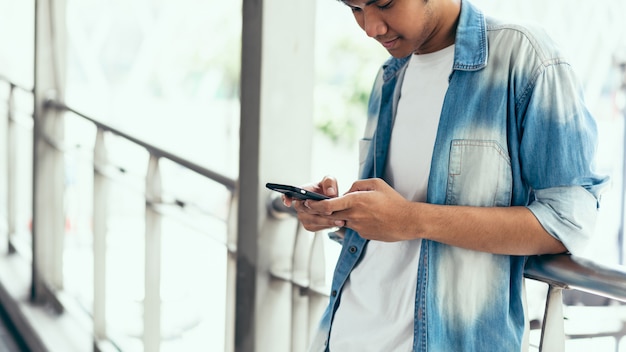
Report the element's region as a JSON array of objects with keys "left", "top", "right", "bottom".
[{"left": 485, "top": 16, "right": 566, "bottom": 65}]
